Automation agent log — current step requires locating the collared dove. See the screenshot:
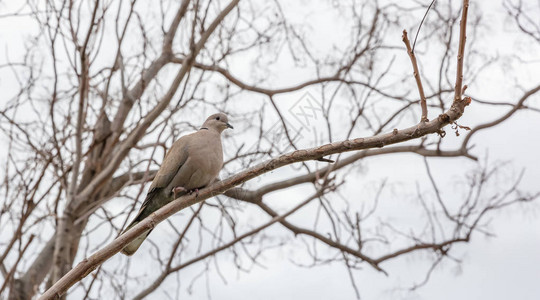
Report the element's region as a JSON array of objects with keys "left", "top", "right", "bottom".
[{"left": 121, "top": 113, "right": 233, "bottom": 255}]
